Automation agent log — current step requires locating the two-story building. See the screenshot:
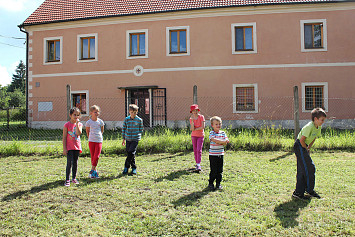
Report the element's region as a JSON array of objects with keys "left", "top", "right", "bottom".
[{"left": 19, "top": 0, "right": 355, "bottom": 129}]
